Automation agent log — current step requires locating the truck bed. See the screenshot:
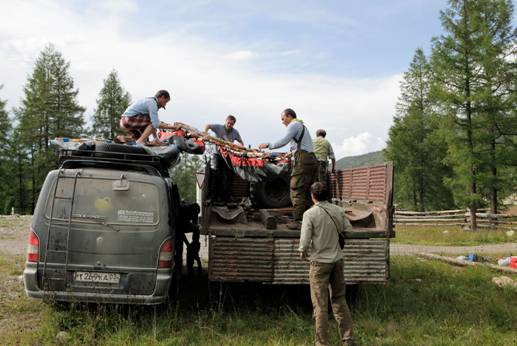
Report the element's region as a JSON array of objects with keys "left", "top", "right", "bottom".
[{"left": 203, "top": 222, "right": 393, "bottom": 239}]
